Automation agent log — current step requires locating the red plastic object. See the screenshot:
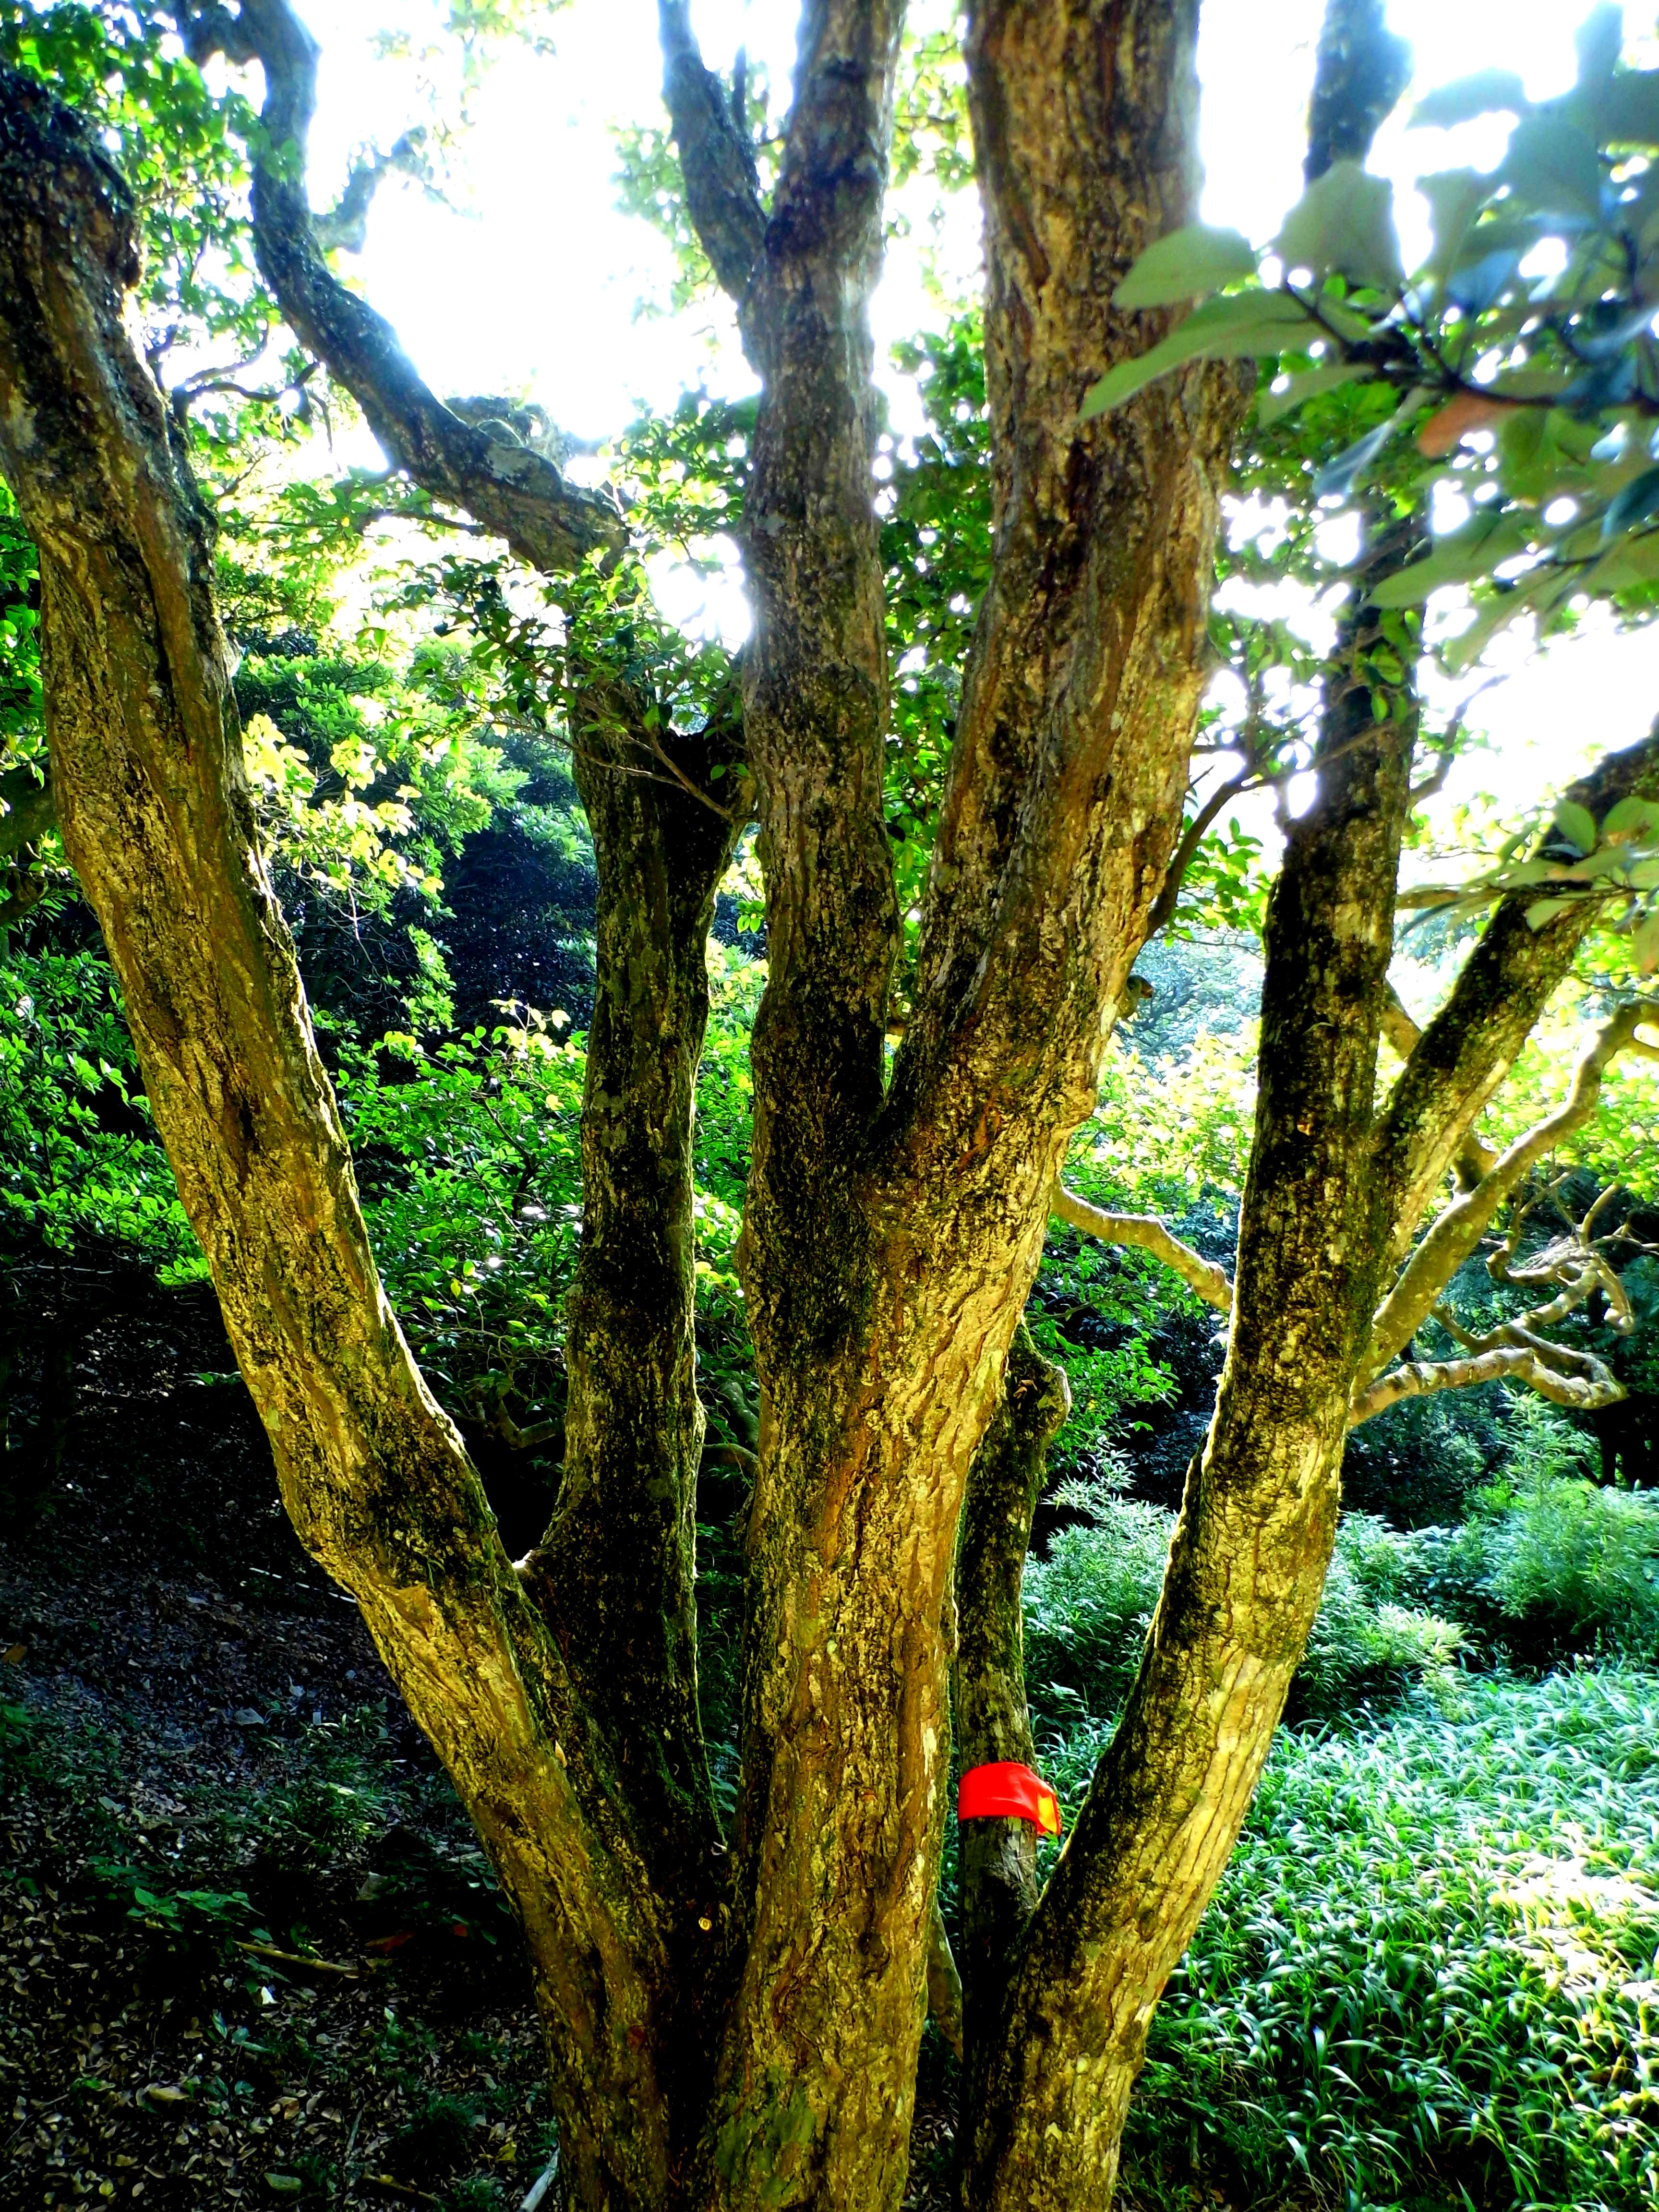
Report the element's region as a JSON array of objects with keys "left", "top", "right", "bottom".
[{"left": 958, "top": 1761, "right": 1063, "bottom": 1837}]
